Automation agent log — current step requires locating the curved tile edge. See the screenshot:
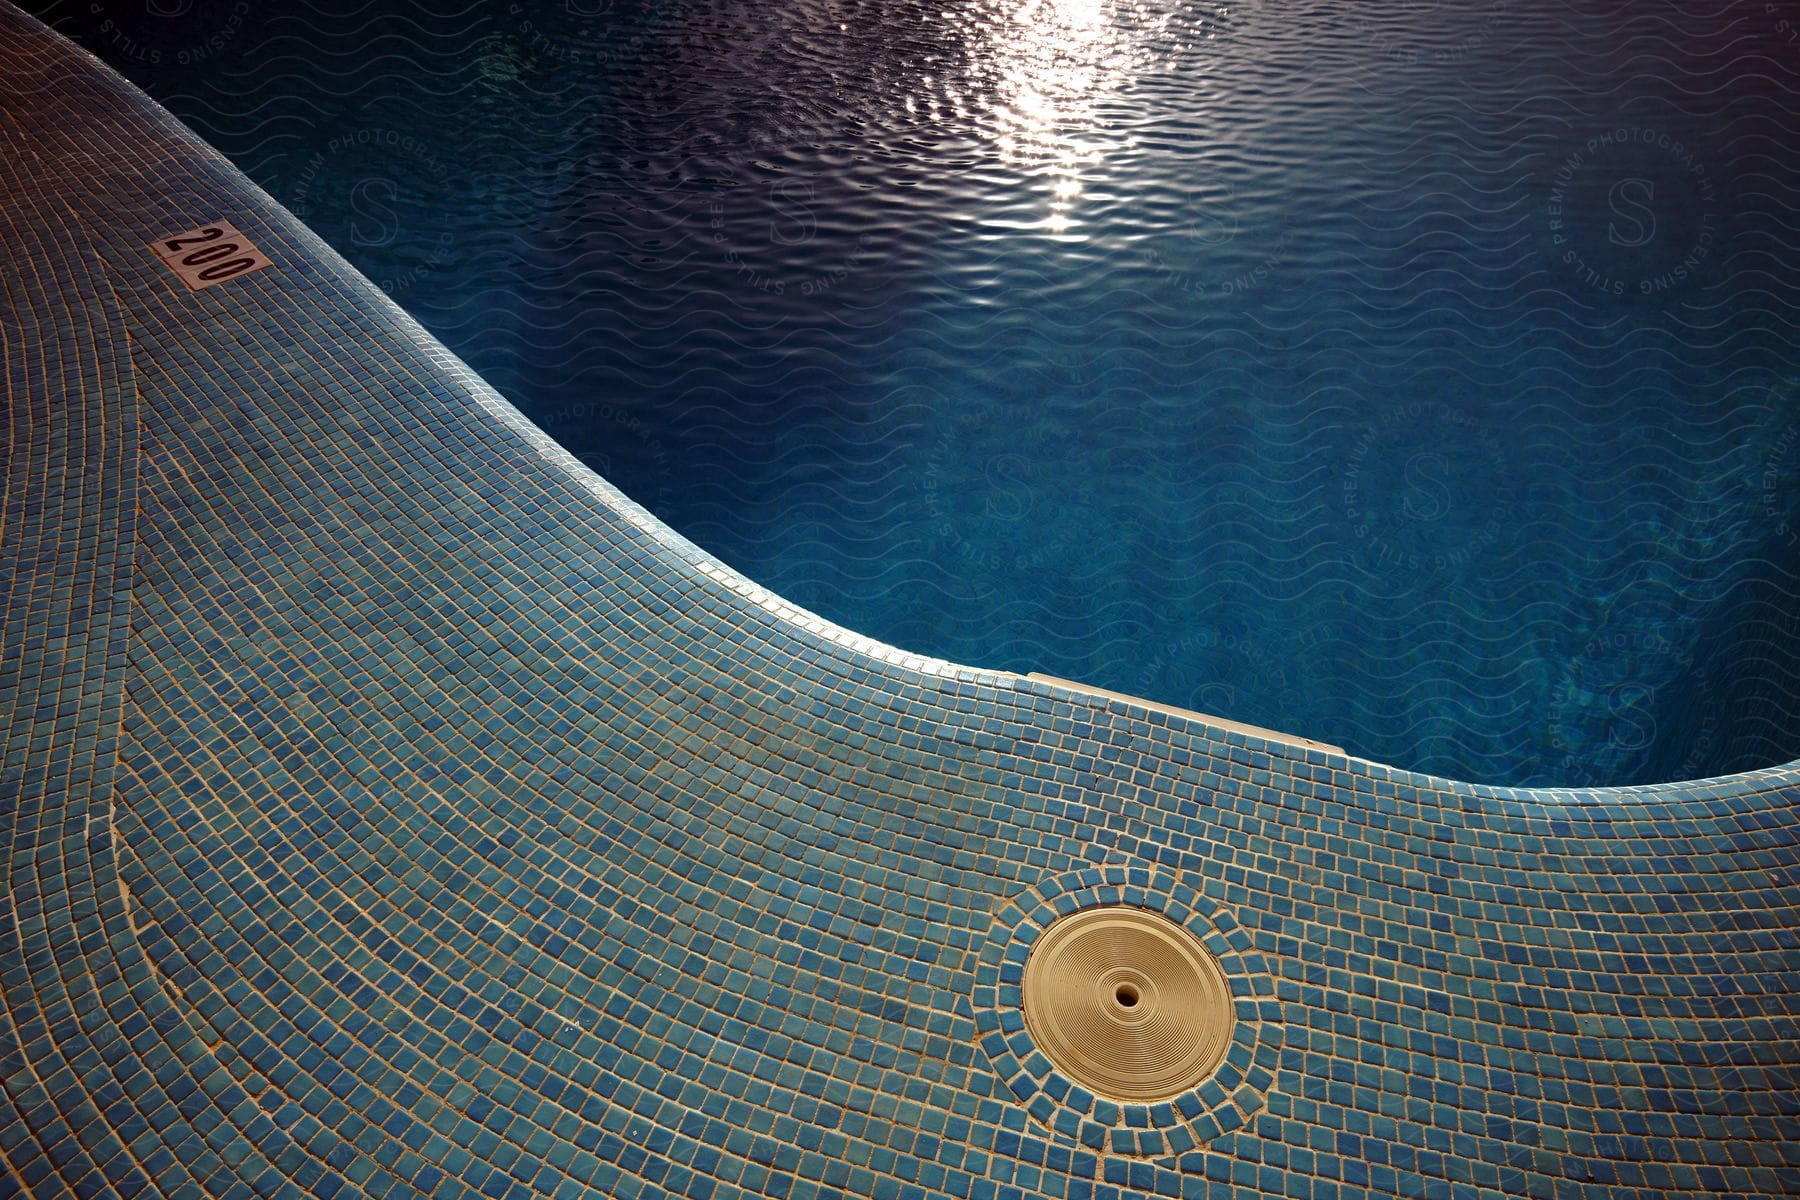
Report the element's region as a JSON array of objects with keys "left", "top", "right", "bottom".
[{"left": 3, "top": 5, "right": 1799, "bottom": 1200}]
